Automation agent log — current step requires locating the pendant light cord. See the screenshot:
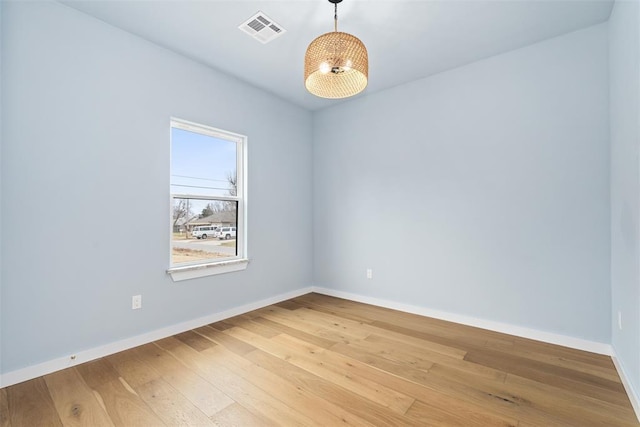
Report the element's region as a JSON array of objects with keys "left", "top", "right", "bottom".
[{"left": 334, "top": 1, "right": 338, "bottom": 32}]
